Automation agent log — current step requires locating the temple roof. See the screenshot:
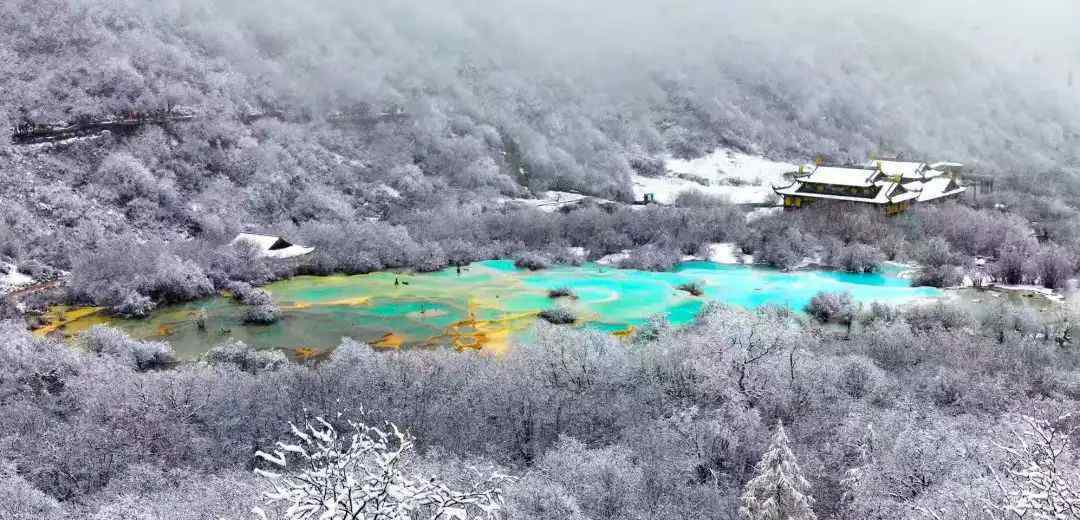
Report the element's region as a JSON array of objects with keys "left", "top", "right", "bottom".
[
  {"left": 916, "top": 176, "right": 966, "bottom": 202},
  {"left": 798, "top": 166, "right": 881, "bottom": 187},
  {"left": 230, "top": 233, "right": 315, "bottom": 259},
  {"left": 869, "top": 160, "right": 928, "bottom": 179}
]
